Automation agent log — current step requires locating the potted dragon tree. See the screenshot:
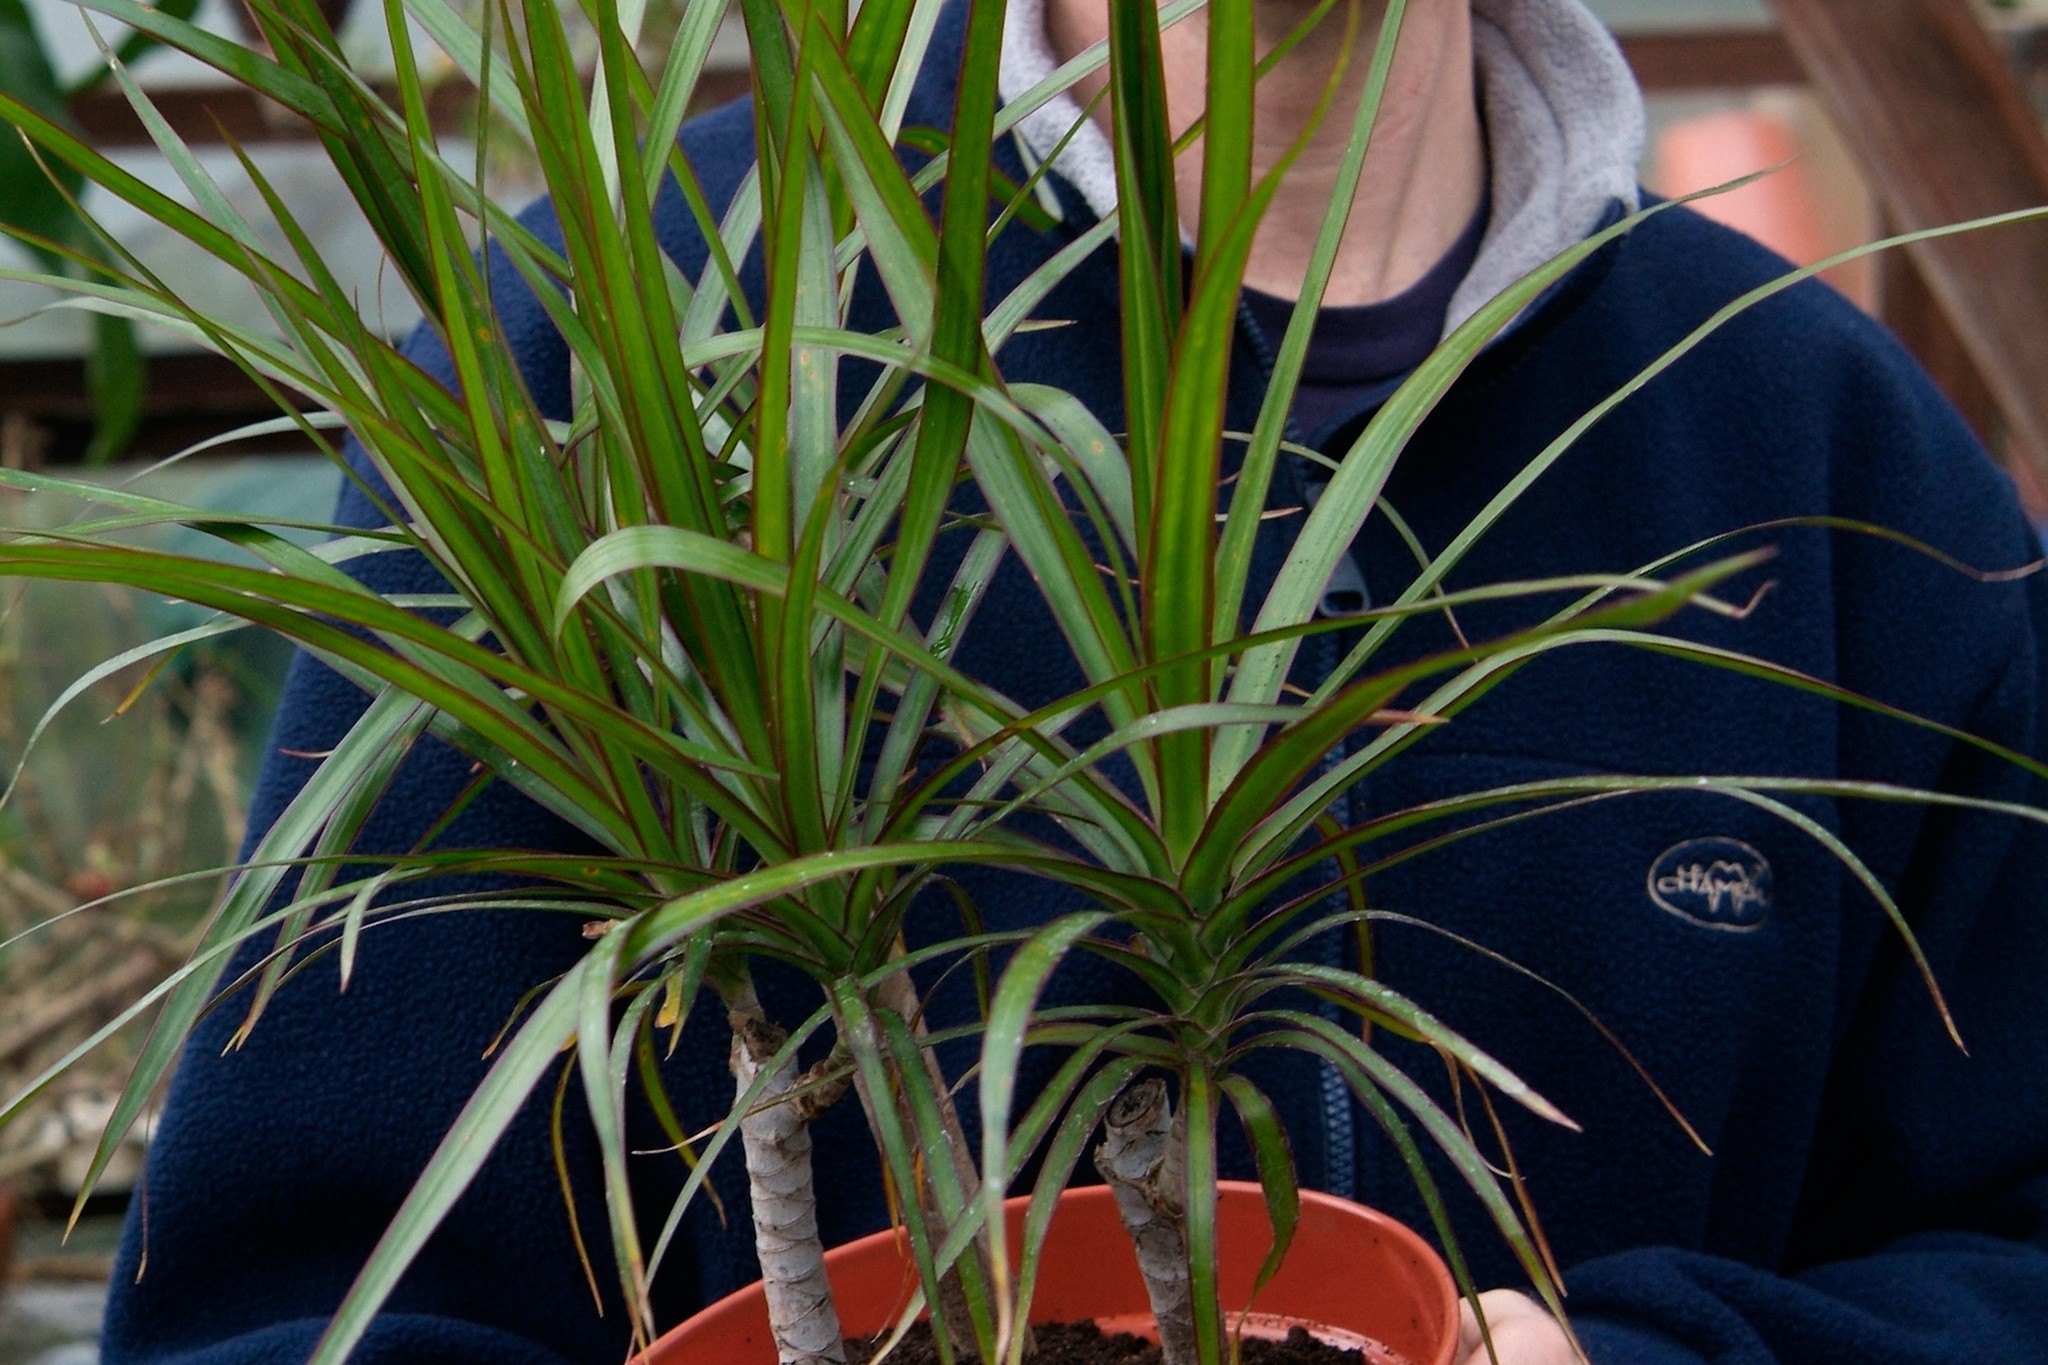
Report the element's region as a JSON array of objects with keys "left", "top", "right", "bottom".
[{"left": 0, "top": 0, "right": 2044, "bottom": 1359}]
